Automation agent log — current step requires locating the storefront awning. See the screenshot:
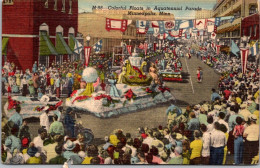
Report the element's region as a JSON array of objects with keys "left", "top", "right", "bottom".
[
  {"left": 40, "top": 32, "right": 58, "bottom": 56},
  {"left": 69, "top": 34, "right": 76, "bottom": 51},
  {"left": 228, "top": 24, "right": 240, "bottom": 32},
  {"left": 2, "top": 37, "right": 9, "bottom": 55},
  {"left": 56, "top": 33, "right": 73, "bottom": 55}
]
